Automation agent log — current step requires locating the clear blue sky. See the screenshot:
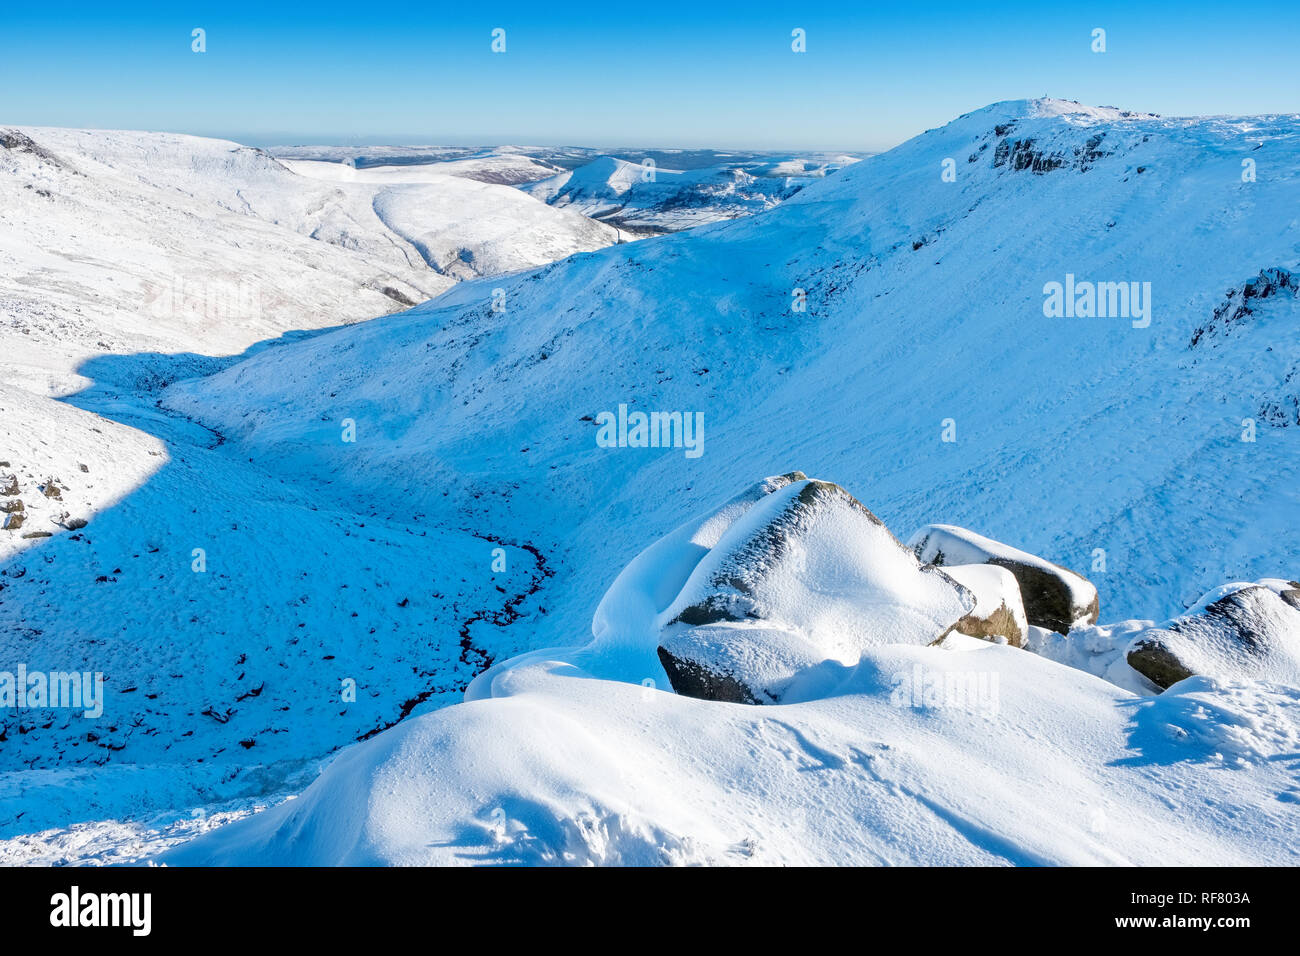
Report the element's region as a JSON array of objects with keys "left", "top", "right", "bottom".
[{"left": 2, "top": 1, "right": 1296, "bottom": 150}]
